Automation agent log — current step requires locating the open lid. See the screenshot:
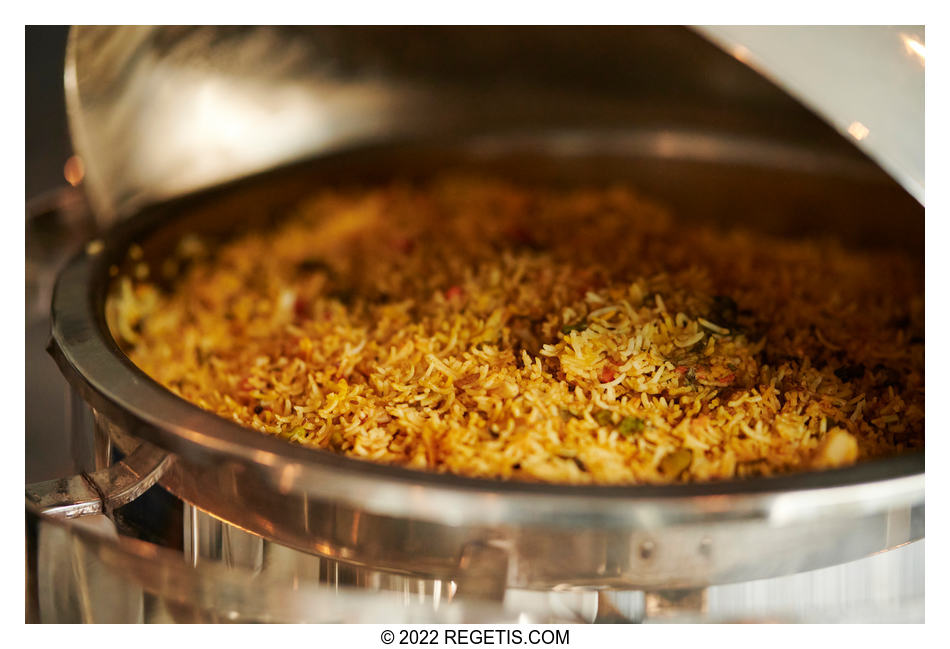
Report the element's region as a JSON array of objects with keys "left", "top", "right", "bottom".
[
  {"left": 64, "top": 26, "right": 923, "bottom": 224},
  {"left": 697, "top": 26, "right": 924, "bottom": 204}
]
